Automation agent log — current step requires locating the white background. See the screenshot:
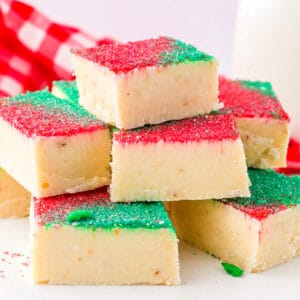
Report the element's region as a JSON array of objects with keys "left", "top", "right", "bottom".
[{"left": 24, "top": 0, "right": 239, "bottom": 75}]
